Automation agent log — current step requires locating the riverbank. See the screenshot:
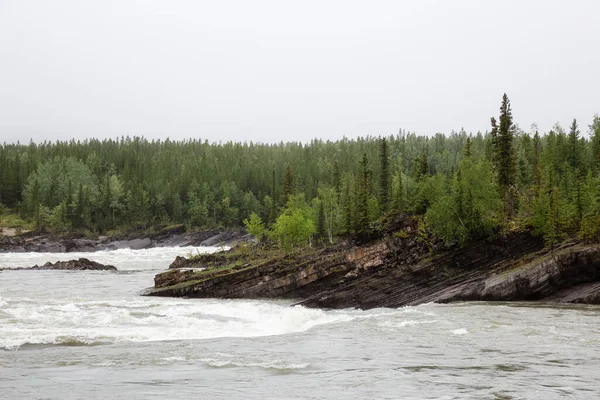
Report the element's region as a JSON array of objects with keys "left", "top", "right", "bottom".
[
  {"left": 144, "top": 216, "right": 600, "bottom": 308},
  {"left": 0, "top": 226, "right": 248, "bottom": 253}
]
